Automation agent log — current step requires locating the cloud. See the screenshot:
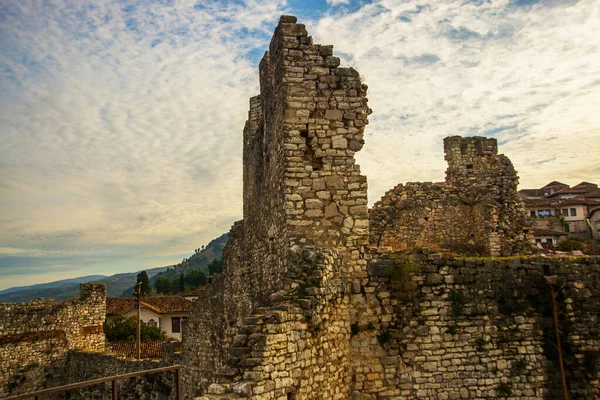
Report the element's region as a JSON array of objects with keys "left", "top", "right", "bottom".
[
  {"left": 311, "top": 0, "right": 600, "bottom": 201},
  {"left": 0, "top": 0, "right": 287, "bottom": 288}
]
